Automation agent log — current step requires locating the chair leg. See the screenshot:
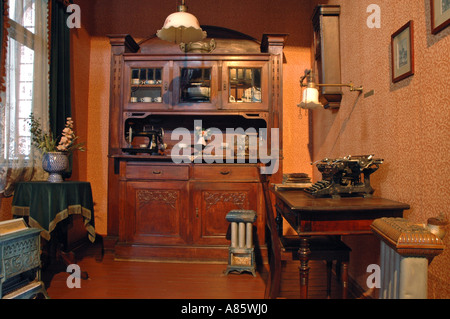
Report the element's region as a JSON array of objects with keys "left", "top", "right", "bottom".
[{"left": 326, "top": 261, "right": 332, "bottom": 299}]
